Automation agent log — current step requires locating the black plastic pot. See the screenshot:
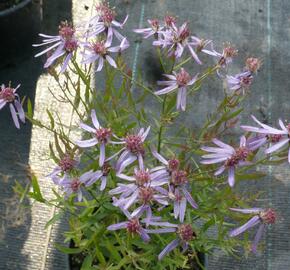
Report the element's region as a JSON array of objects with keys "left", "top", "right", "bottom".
[{"left": 0, "top": 0, "right": 41, "bottom": 68}]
